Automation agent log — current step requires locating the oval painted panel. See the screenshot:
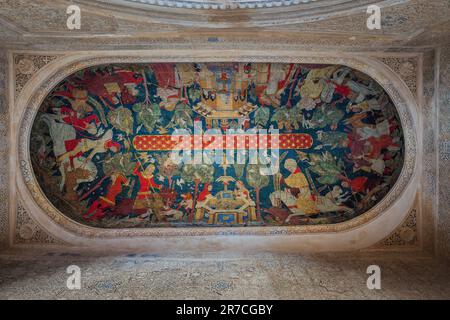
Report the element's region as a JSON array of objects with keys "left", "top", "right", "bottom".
[{"left": 30, "top": 63, "right": 404, "bottom": 228}]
